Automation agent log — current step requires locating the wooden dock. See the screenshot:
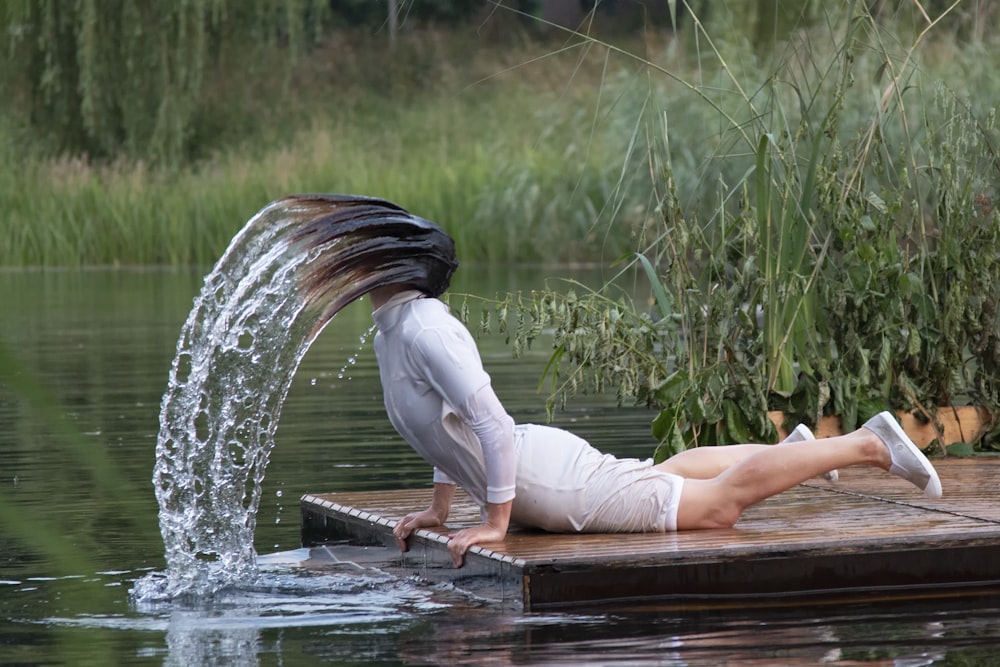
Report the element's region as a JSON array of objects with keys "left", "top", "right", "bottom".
[{"left": 300, "top": 459, "right": 1000, "bottom": 612}]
